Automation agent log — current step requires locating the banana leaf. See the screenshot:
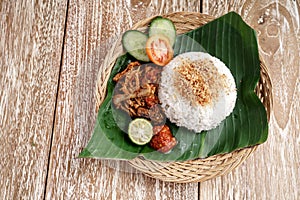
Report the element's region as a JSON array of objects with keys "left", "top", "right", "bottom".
[{"left": 79, "top": 12, "right": 268, "bottom": 161}]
